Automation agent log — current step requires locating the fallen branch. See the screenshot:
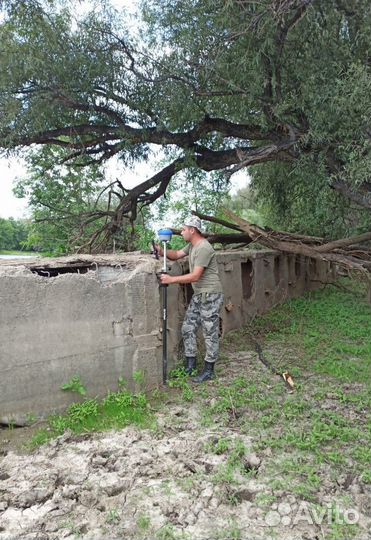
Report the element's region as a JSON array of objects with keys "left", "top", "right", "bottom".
[
  {"left": 192, "top": 210, "right": 243, "bottom": 232},
  {"left": 253, "top": 337, "right": 295, "bottom": 391},
  {"left": 316, "top": 232, "right": 371, "bottom": 253},
  {"left": 223, "top": 209, "right": 371, "bottom": 275},
  {"left": 193, "top": 210, "right": 324, "bottom": 245},
  {"left": 170, "top": 228, "right": 253, "bottom": 245}
]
